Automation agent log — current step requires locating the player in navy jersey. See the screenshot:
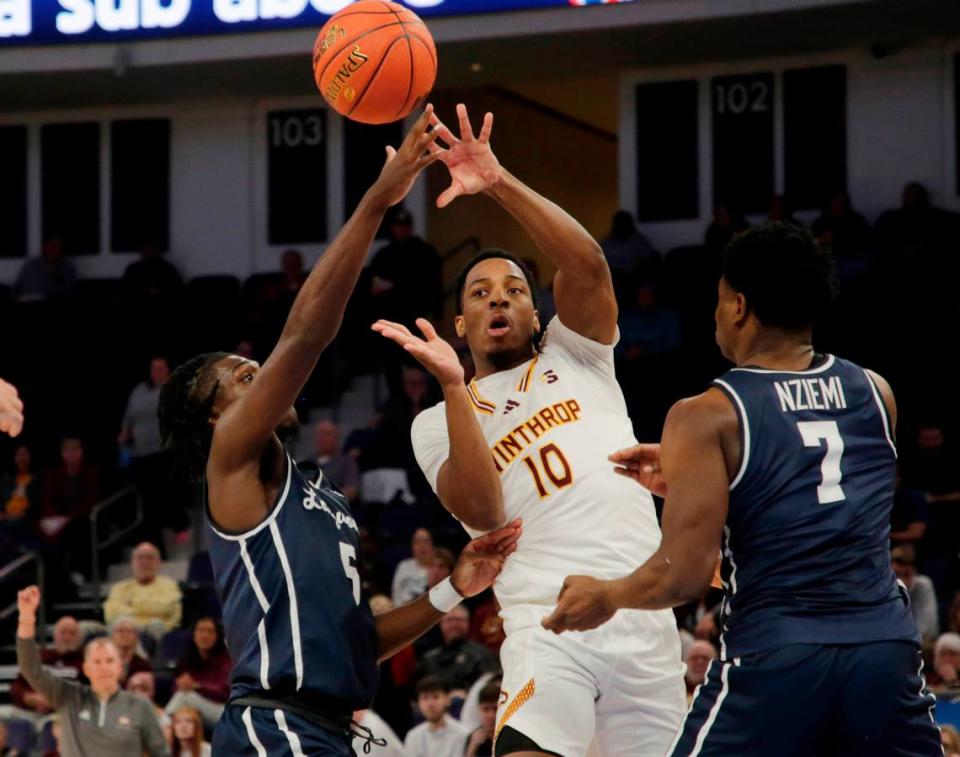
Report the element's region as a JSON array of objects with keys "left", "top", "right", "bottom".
[
  {"left": 542, "top": 222, "right": 941, "bottom": 756},
  {"left": 157, "top": 108, "right": 521, "bottom": 757}
]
